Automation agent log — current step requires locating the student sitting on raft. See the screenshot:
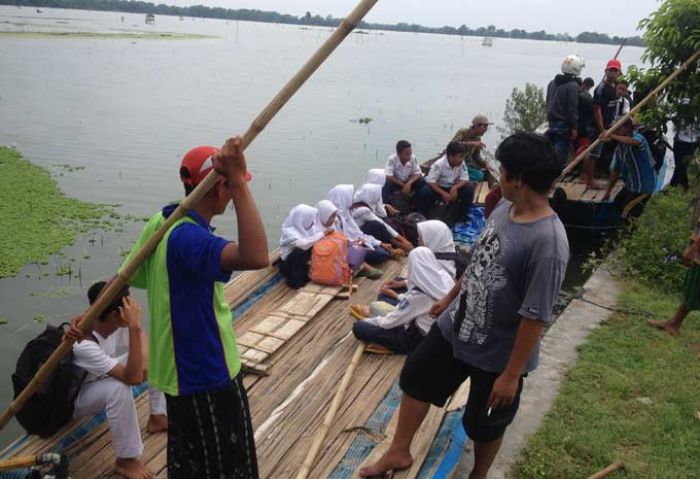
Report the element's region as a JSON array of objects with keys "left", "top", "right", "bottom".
[
  {"left": 352, "top": 183, "right": 413, "bottom": 253},
  {"left": 418, "top": 141, "right": 474, "bottom": 218},
  {"left": 365, "top": 169, "right": 401, "bottom": 216},
  {"left": 378, "top": 219, "right": 457, "bottom": 304},
  {"left": 66, "top": 282, "right": 167, "bottom": 479},
  {"left": 383, "top": 140, "right": 424, "bottom": 204},
  {"left": 351, "top": 247, "right": 454, "bottom": 354},
  {"left": 316, "top": 199, "right": 384, "bottom": 279},
  {"left": 279, "top": 204, "right": 327, "bottom": 288},
  {"left": 328, "top": 184, "right": 396, "bottom": 265}
]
